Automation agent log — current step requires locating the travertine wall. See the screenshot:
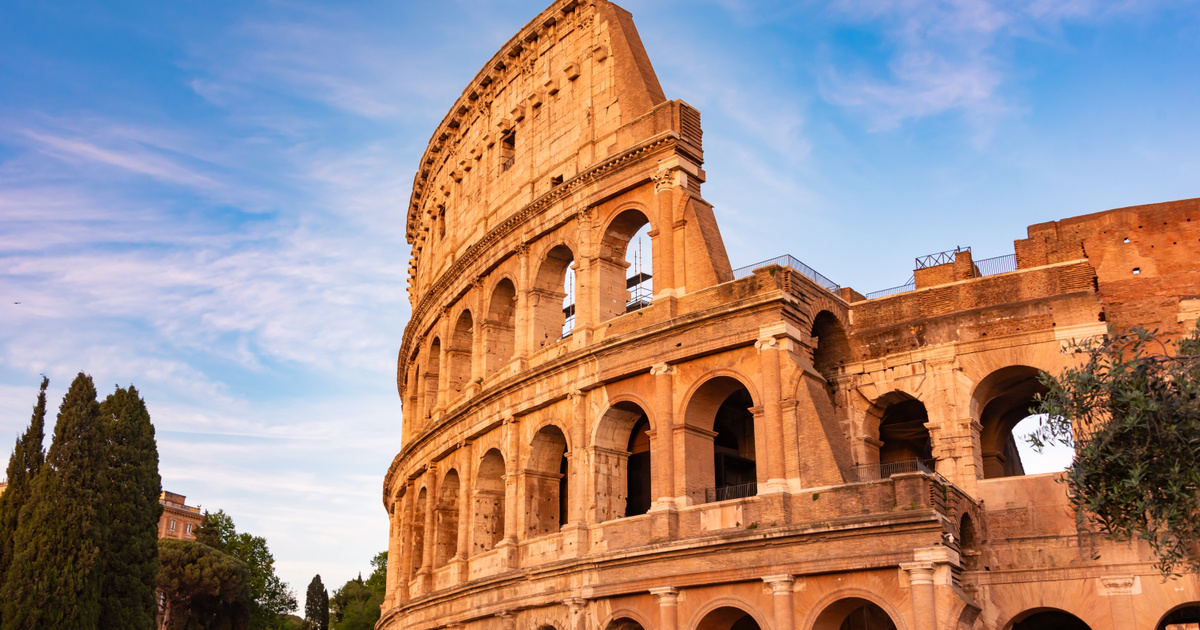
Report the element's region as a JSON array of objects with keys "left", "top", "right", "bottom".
[{"left": 381, "top": 2, "right": 1200, "bottom": 630}]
